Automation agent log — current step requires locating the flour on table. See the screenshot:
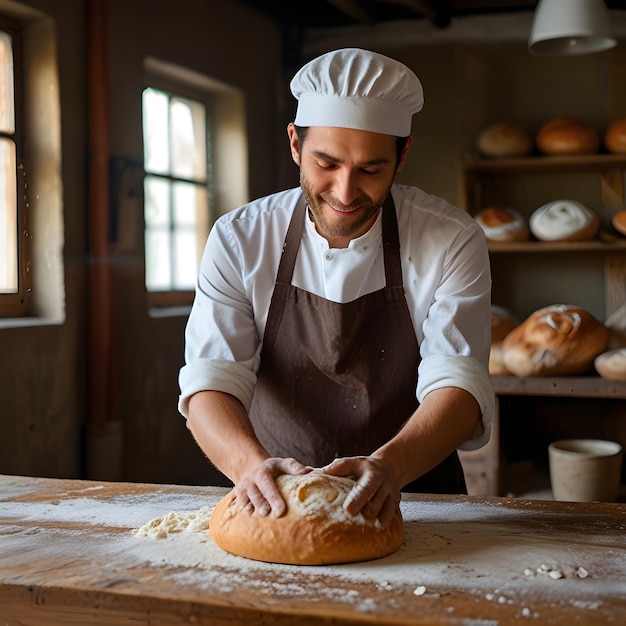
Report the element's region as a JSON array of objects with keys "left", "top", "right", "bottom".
[{"left": 133, "top": 505, "right": 213, "bottom": 539}]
